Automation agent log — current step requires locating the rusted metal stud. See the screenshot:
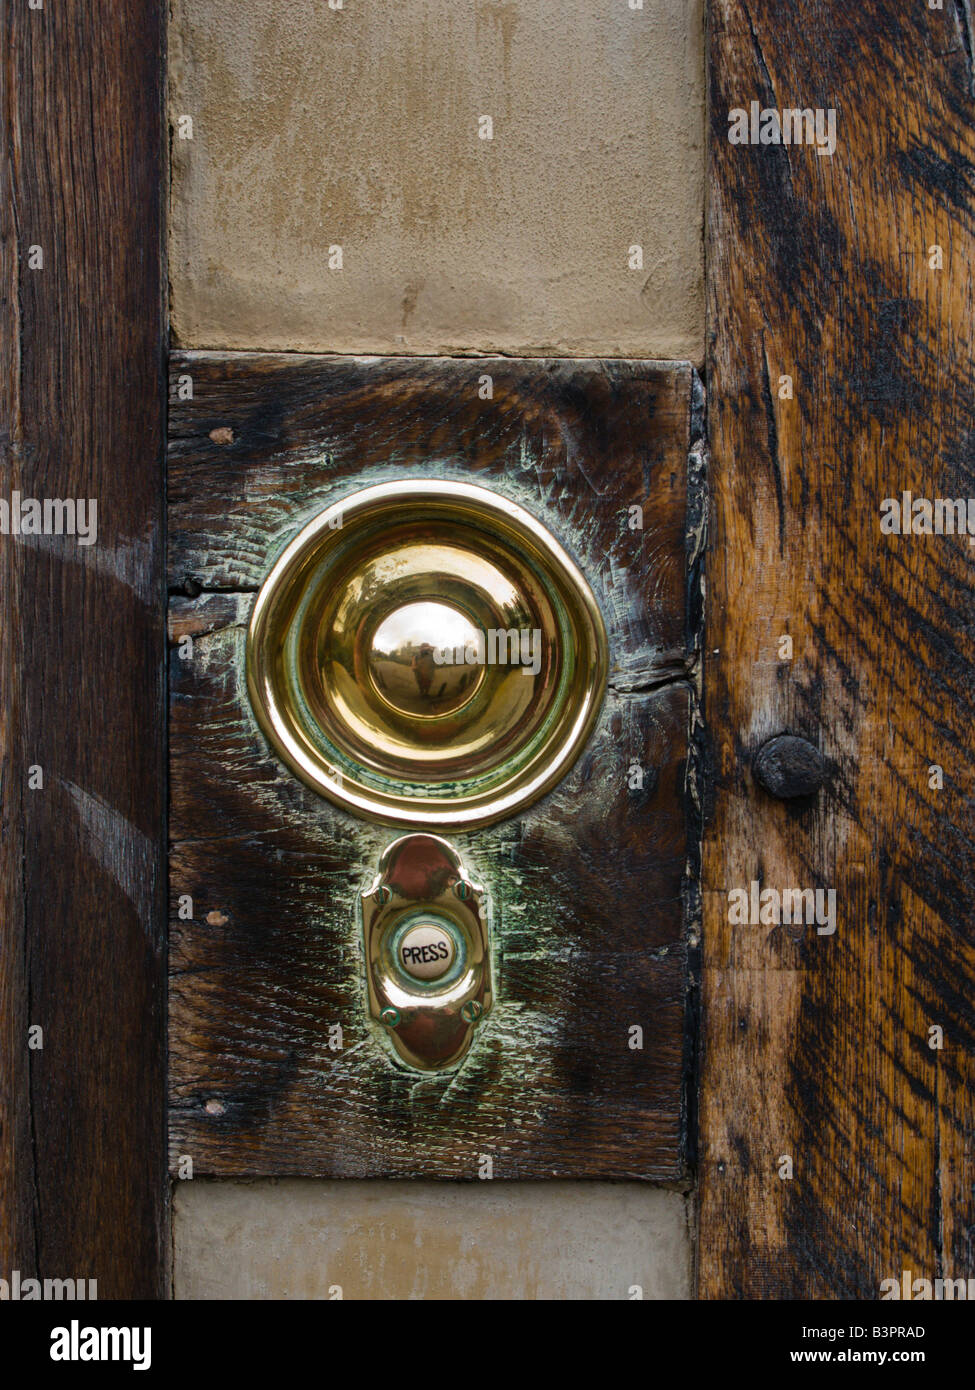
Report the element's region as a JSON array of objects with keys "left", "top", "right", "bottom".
[{"left": 753, "top": 734, "right": 828, "bottom": 799}]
